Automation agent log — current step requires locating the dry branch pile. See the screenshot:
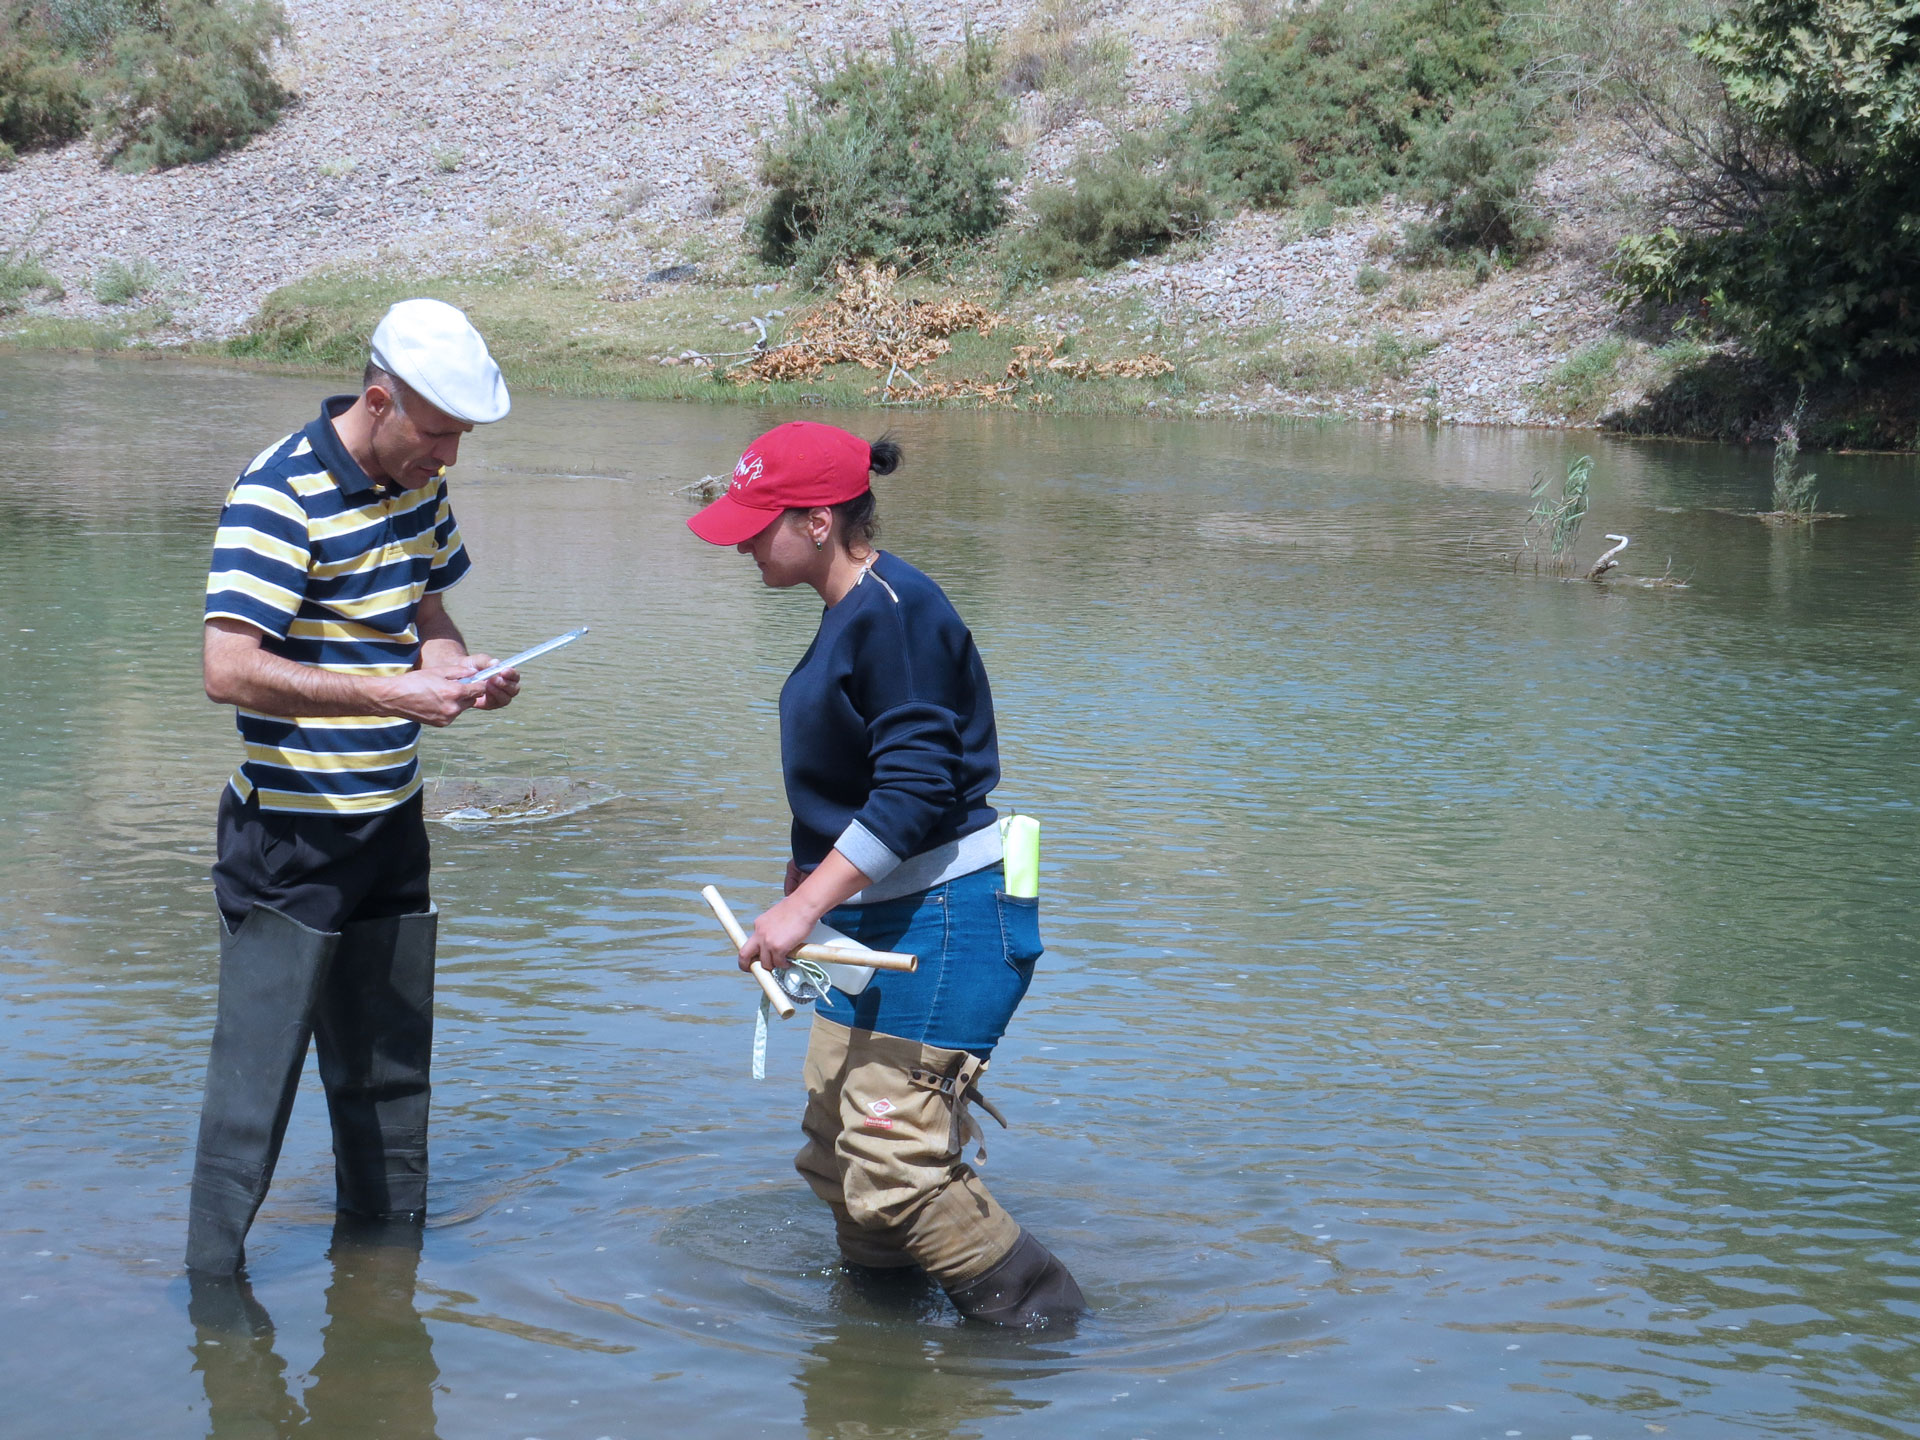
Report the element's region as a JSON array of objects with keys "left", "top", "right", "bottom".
[
  {"left": 738, "top": 262, "right": 1001, "bottom": 386},
  {"left": 726, "top": 261, "right": 1176, "bottom": 405}
]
